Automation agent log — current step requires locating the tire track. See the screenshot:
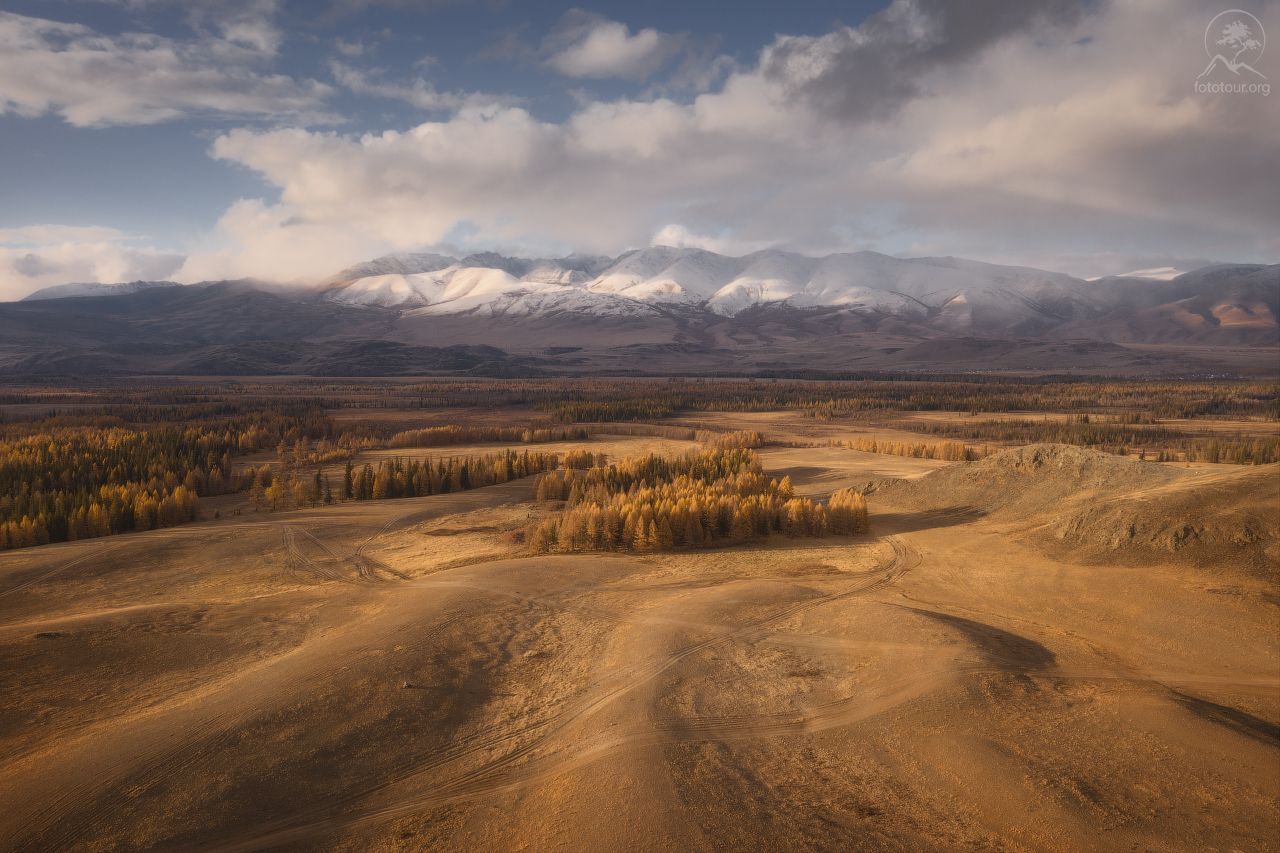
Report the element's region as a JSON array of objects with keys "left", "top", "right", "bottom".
[
  {"left": 281, "top": 526, "right": 351, "bottom": 584},
  {"left": 0, "top": 541, "right": 128, "bottom": 599}
]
